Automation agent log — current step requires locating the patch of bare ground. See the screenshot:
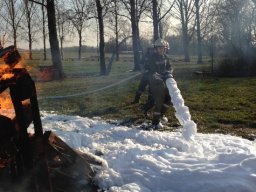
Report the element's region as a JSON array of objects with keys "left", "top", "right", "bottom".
[{"left": 216, "top": 124, "right": 256, "bottom": 141}]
